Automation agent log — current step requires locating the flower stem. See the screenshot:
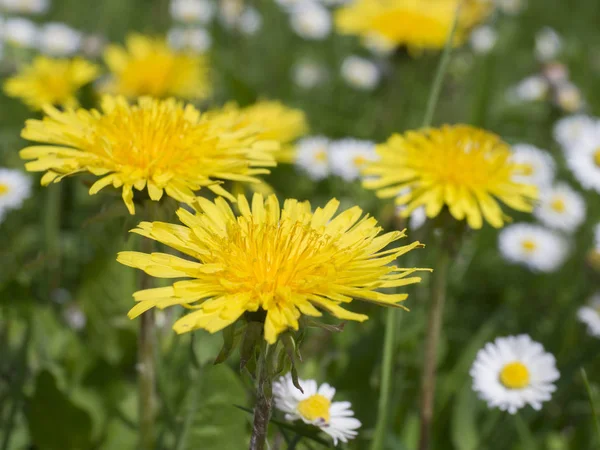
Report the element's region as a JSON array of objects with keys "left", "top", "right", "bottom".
[
  {"left": 581, "top": 367, "right": 600, "bottom": 444},
  {"left": 421, "top": 1, "right": 462, "bottom": 128},
  {"left": 44, "top": 184, "right": 62, "bottom": 290},
  {"left": 138, "top": 229, "right": 157, "bottom": 450},
  {"left": 249, "top": 341, "right": 273, "bottom": 450},
  {"left": 138, "top": 309, "right": 157, "bottom": 450},
  {"left": 369, "top": 308, "right": 397, "bottom": 450},
  {"left": 418, "top": 246, "right": 451, "bottom": 450}
]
